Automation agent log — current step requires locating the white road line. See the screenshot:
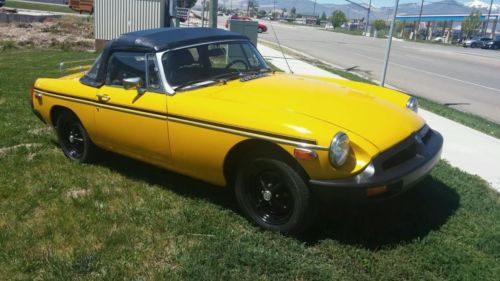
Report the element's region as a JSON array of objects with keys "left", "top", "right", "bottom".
[{"left": 353, "top": 52, "right": 500, "bottom": 93}]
